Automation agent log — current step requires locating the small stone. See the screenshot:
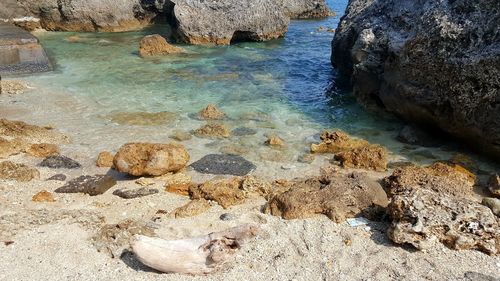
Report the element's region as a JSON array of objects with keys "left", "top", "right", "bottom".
[
  {"left": 32, "top": 190, "right": 56, "bottom": 202},
  {"left": 0, "top": 161, "right": 39, "bottom": 182},
  {"left": 169, "top": 130, "right": 192, "bottom": 141},
  {"left": 113, "top": 187, "right": 159, "bottom": 199},
  {"left": 482, "top": 197, "right": 500, "bottom": 217},
  {"left": 135, "top": 177, "right": 155, "bottom": 186},
  {"left": 190, "top": 154, "right": 256, "bottom": 176},
  {"left": 488, "top": 174, "right": 500, "bottom": 197},
  {"left": 198, "top": 104, "right": 226, "bottom": 120},
  {"left": 265, "top": 135, "right": 285, "bottom": 147},
  {"left": 139, "top": 34, "right": 184, "bottom": 57},
  {"left": 96, "top": 151, "right": 114, "bottom": 168},
  {"left": 107, "top": 111, "right": 177, "bottom": 126},
  {"left": 159, "top": 172, "right": 192, "bottom": 195},
  {"left": 55, "top": 175, "right": 116, "bottom": 196},
  {"left": 232, "top": 127, "right": 257, "bottom": 136},
  {"left": 193, "top": 123, "right": 231, "bottom": 138},
  {"left": 40, "top": 155, "right": 81, "bottom": 169},
  {"left": 26, "top": 143, "right": 59, "bottom": 158},
  {"left": 220, "top": 213, "right": 238, "bottom": 221},
  {"left": 46, "top": 174, "right": 66, "bottom": 181},
  {"left": 297, "top": 154, "right": 315, "bottom": 164},
  {"left": 171, "top": 199, "right": 211, "bottom": 218}
]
